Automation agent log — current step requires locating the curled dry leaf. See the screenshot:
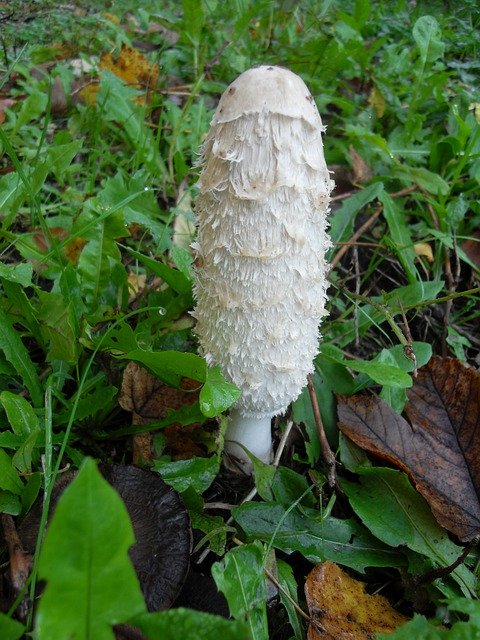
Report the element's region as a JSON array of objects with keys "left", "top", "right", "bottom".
[
  {"left": 119, "top": 362, "right": 201, "bottom": 460},
  {"left": 349, "top": 145, "right": 373, "bottom": 184},
  {"left": 337, "top": 356, "right": 480, "bottom": 541},
  {"left": 305, "top": 561, "right": 408, "bottom": 640}
]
